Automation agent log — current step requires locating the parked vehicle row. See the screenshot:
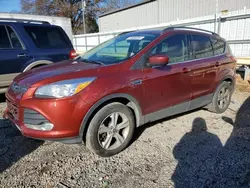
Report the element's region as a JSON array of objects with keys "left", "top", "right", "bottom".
[
  {"left": 0, "top": 19, "right": 77, "bottom": 93},
  {"left": 3, "top": 25, "right": 236, "bottom": 156}
]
